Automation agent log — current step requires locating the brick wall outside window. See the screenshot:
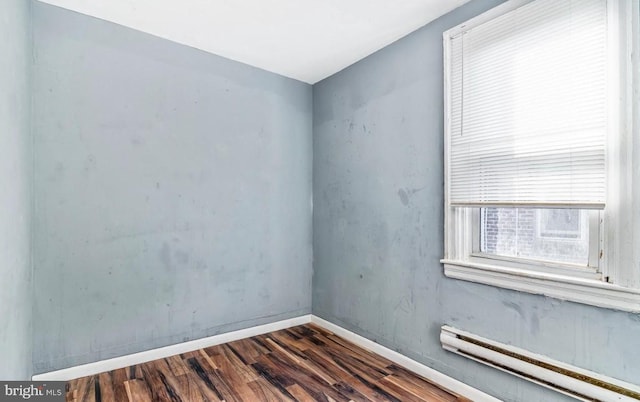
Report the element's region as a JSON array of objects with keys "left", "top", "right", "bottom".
[{"left": 481, "top": 208, "right": 589, "bottom": 265}]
